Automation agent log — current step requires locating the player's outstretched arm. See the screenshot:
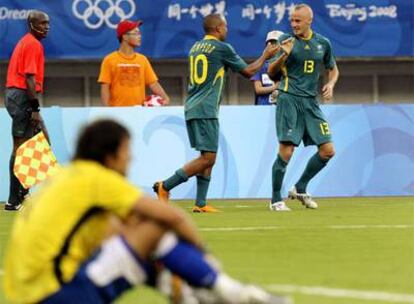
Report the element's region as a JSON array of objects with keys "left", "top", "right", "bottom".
[
  {"left": 268, "top": 37, "right": 294, "bottom": 79},
  {"left": 240, "top": 44, "right": 280, "bottom": 78},
  {"left": 132, "top": 195, "right": 204, "bottom": 250},
  {"left": 322, "top": 65, "right": 339, "bottom": 102}
]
